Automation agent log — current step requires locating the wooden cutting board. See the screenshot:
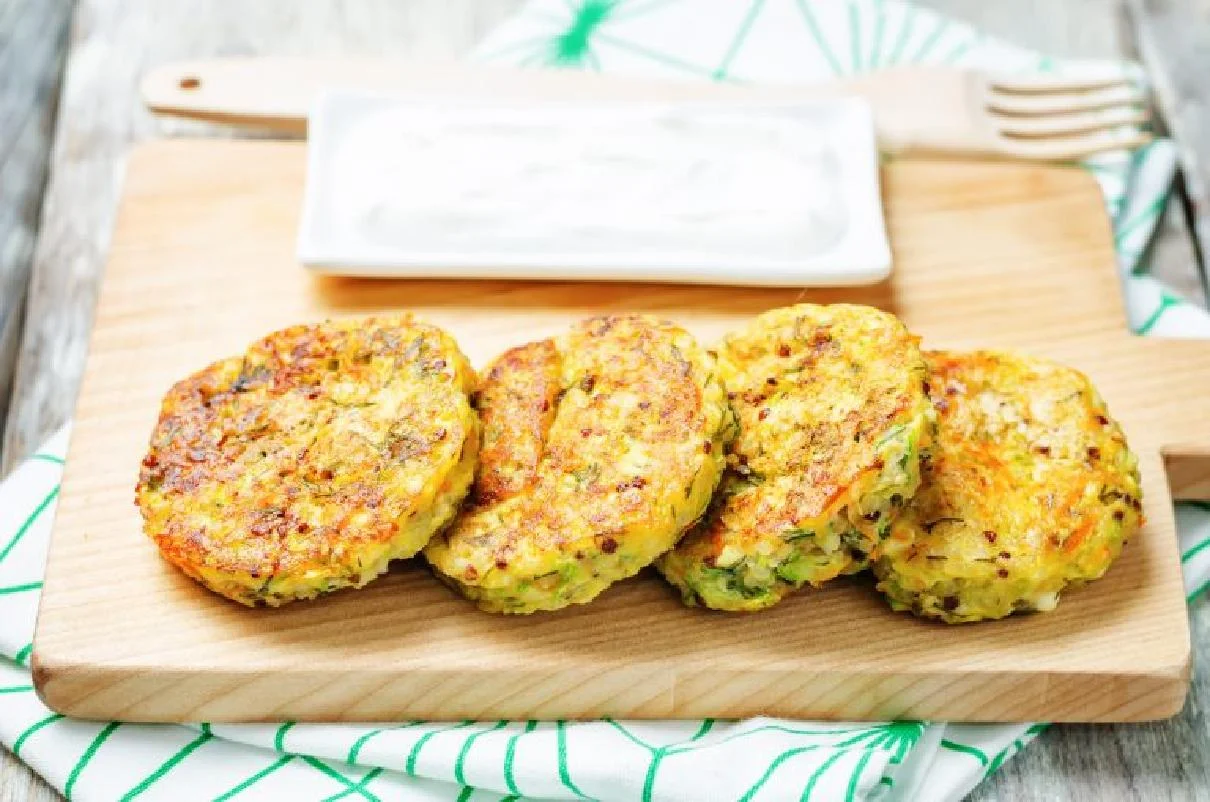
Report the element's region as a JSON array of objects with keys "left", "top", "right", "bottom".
[{"left": 31, "top": 139, "right": 1210, "bottom": 724}]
